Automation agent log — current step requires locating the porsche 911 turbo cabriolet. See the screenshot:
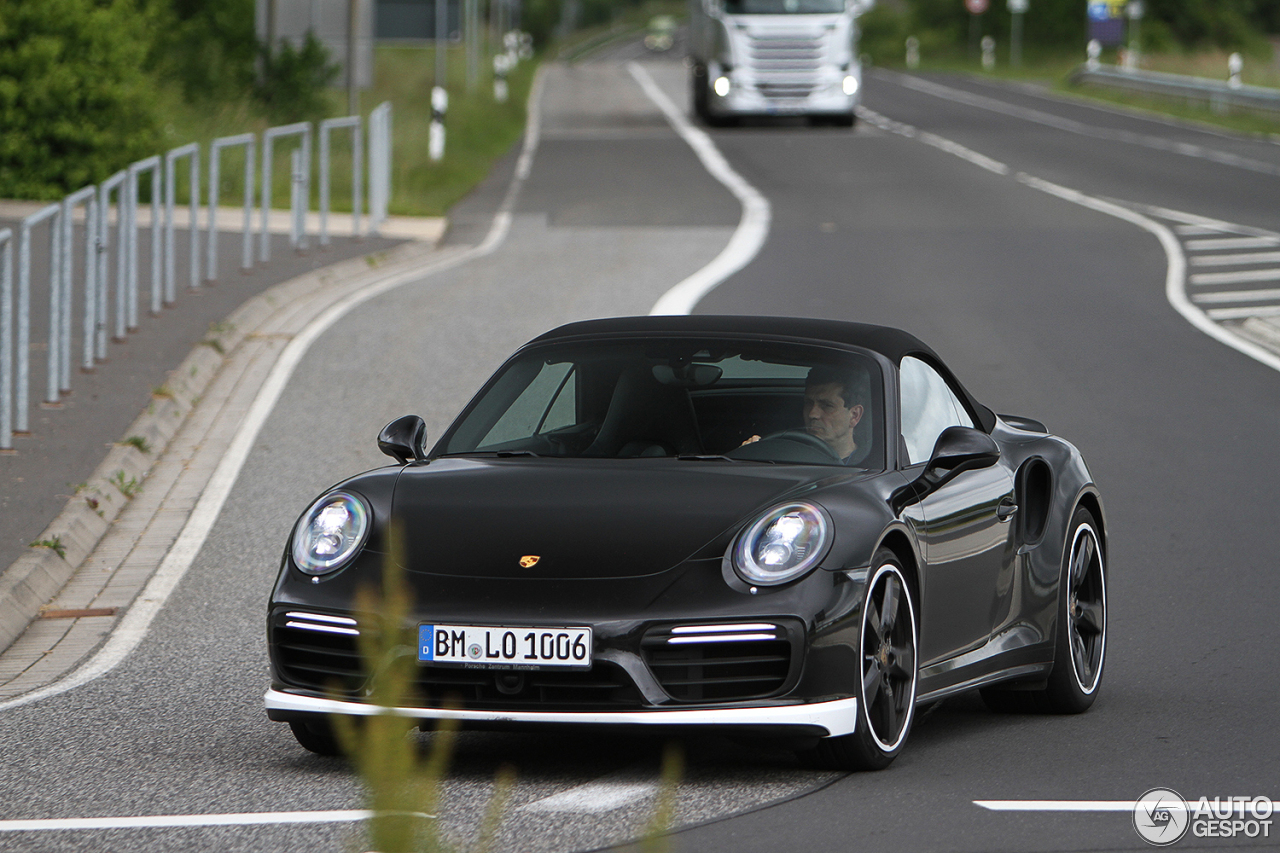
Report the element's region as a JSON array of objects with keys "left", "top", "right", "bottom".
[{"left": 265, "top": 315, "right": 1107, "bottom": 769}]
